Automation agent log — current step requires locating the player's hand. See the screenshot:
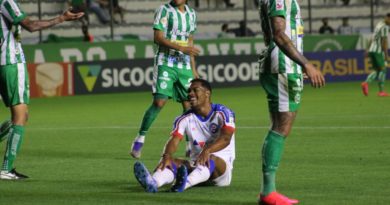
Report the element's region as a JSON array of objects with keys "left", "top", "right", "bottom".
[
  {"left": 62, "top": 8, "right": 84, "bottom": 21},
  {"left": 156, "top": 154, "right": 173, "bottom": 171},
  {"left": 195, "top": 149, "right": 210, "bottom": 167},
  {"left": 180, "top": 46, "right": 200, "bottom": 56},
  {"left": 304, "top": 63, "right": 325, "bottom": 88}
]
